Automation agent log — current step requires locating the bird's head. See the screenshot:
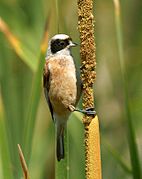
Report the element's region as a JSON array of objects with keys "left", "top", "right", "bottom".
[{"left": 47, "top": 34, "right": 77, "bottom": 56}]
